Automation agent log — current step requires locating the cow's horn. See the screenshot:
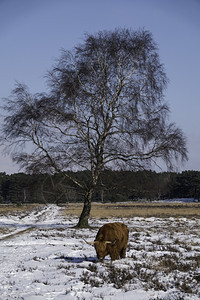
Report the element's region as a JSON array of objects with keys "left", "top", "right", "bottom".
[
  {"left": 105, "top": 241, "right": 112, "bottom": 244},
  {"left": 83, "top": 238, "right": 96, "bottom": 245}
]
